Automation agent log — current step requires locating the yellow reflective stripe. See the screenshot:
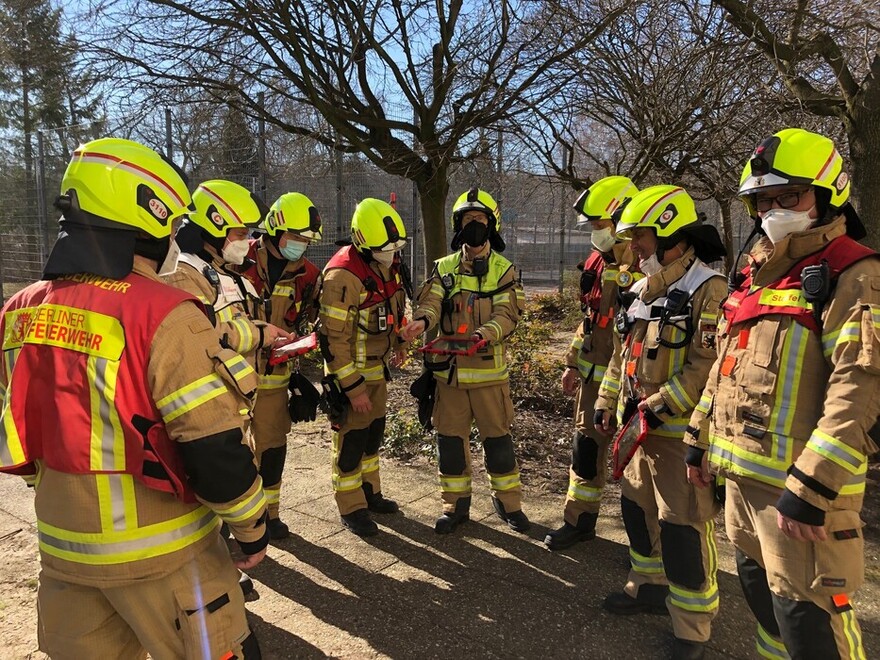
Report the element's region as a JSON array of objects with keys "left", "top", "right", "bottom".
[
  {"left": 839, "top": 463, "right": 867, "bottom": 495},
  {"left": 333, "top": 362, "right": 357, "bottom": 380},
  {"left": 807, "top": 429, "right": 866, "bottom": 474},
  {"left": 822, "top": 321, "right": 860, "bottom": 357},
  {"left": 629, "top": 547, "right": 664, "bottom": 575},
  {"left": 87, "top": 356, "right": 125, "bottom": 472},
  {"left": 258, "top": 371, "right": 291, "bottom": 389},
  {"left": 696, "top": 392, "right": 712, "bottom": 415},
  {"left": 600, "top": 374, "right": 620, "bottom": 395},
  {"left": 489, "top": 473, "right": 521, "bottom": 491},
  {"left": 440, "top": 475, "right": 471, "bottom": 492},
  {"left": 96, "top": 474, "right": 138, "bottom": 533},
  {"left": 708, "top": 435, "right": 788, "bottom": 488},
  {"left": 230, "top": 318, "right": 255, "bottom": 351},
  {"left": 758, "top": 289, "right": 812, "bottom": 310},
  {"left": 484, "top": 320, "right": 504, "bottom": 339},
  {"left": 592, "top": 364, "right": 607, "bottom": 383},
  {"left": 699, "top": 311, "right": 717, "bottom": 324},
  {"left": 0, "top": 353, "right": 26, "bottom": 467},
  {"left": 216, "top": 306, "right": 235, "bottom": 323},
  {"left": 666, "top": 337, "right": 687, "bottom": 380},
  {"left": 360, "top": 363, "right": 386, "bottom": 381},
  {"left": 756, "top": 624, "right": 789, "bottom": 659},
  {"left": 22, "top": 471, "right": 37, "bottom": 487},
  {"left": 571, "top": 337, "right": 582, "bottom": 351},
  {"left": 274, "top": 285, "right": 295, "bottom": 297},
  {"left": 320, "top": 304, "right": 349, "bottom": 322},
  {"left": 264, "top": 486, "right": 280, "bottom": 505},
  {"left": 362, "top": 455, "right": 379, "bottom": 474},
  {"left": 429, "top": 282, "right": 444, "bottom": 297},
  {"left": 156, "top": 373, "right": 227, "bottom": 423},
  {"left": 664, "top": 373, "right": 696, "bottom": 412},
  {"left": 491, "top": 293, "right": 508, "bottom": 305},
  {"left": 668, "top": 583, "right": 719, "bottom": 612},
  {"left": 37, "top": 506, "right": 219, "bottom": 565},
  {"left": 841, "top": 609, "right": 866, "bottom": 660},
  {"left": 332, "top": 472, "right": 363, "bottom": 492},
  {"left": 768, "top": 323, "right": 808, "bottom": 463},
  {"left": 567, "top": 481, "right": 602, "bottom": 502},
  {"left": 456, "top": 367, "right": 508, "bottom": 384},
  {"left": 214, "top": 483, "right": 267, "bottom": 523}
]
